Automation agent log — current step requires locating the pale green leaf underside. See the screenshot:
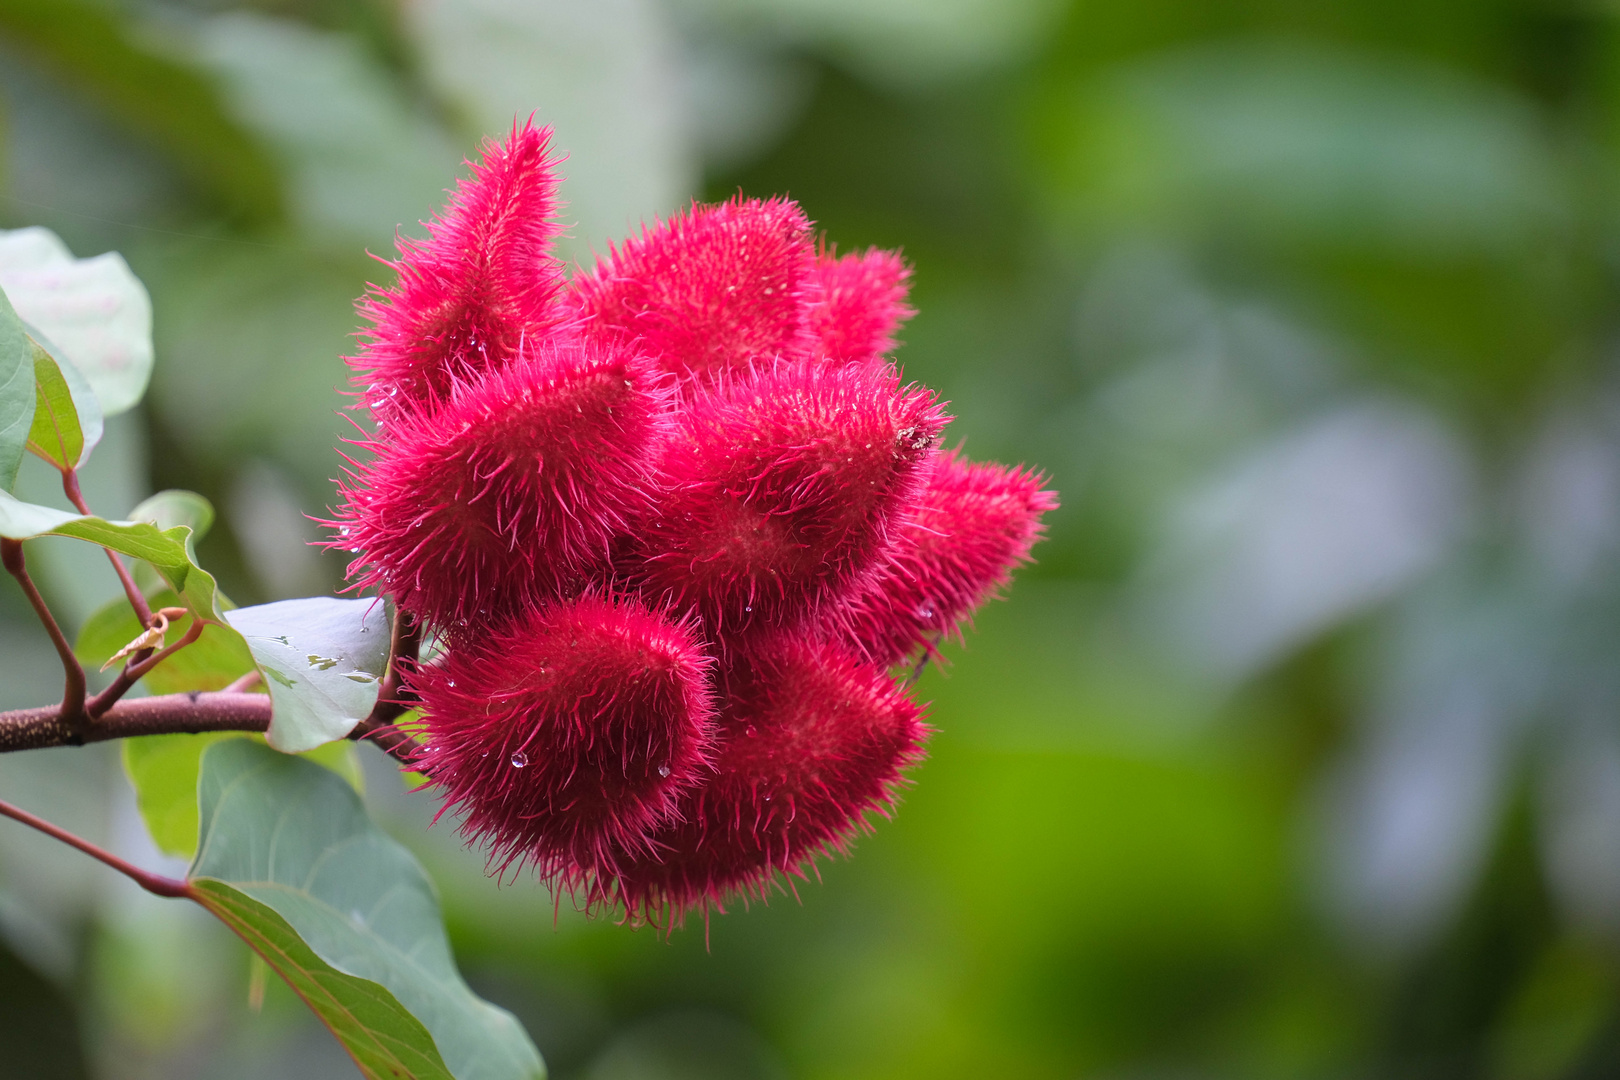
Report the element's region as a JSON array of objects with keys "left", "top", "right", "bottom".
[
  {"left": 190, "top": 740, "right": 544, "bottom": 1080},
  {"left": 0, "top": 286, "right": 35, "bottom": 492},
  {"left": 224, "top": 597, "right": 392, "bottom": 752},
  {"left": 0, "top": 227, "right": 154, "bottom": 416}
]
